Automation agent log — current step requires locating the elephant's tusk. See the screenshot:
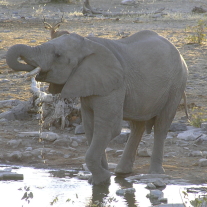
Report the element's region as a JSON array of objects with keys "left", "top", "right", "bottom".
[{"left": 25, "top": 66, "right": 41, "bottom": 78}]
